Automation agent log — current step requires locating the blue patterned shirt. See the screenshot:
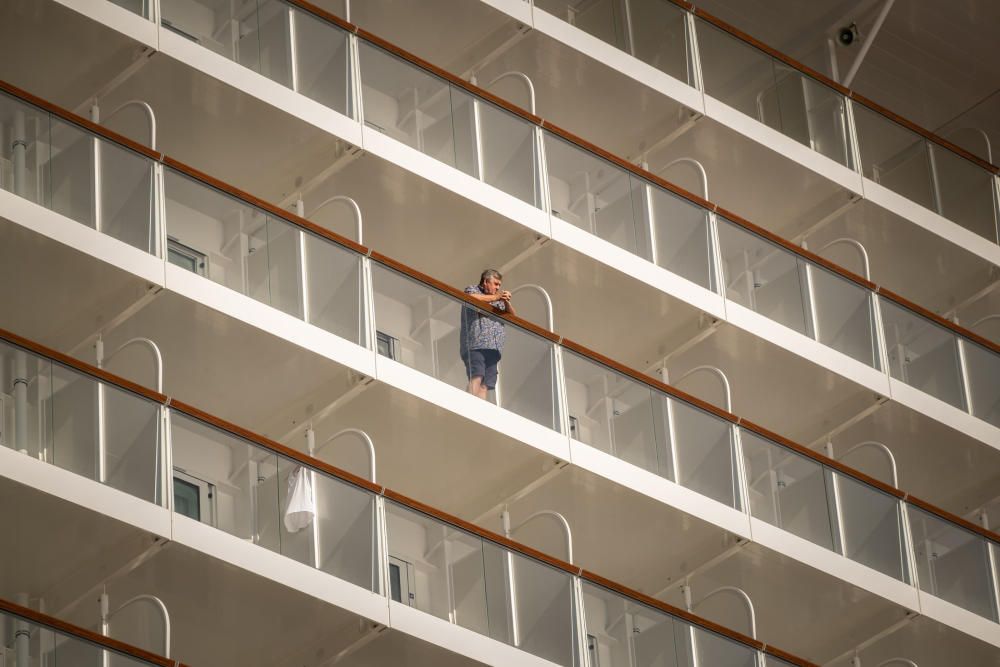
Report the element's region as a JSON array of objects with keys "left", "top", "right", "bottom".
[{"left": 460, "top": 284, "right": 507, "bottom": 354}]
